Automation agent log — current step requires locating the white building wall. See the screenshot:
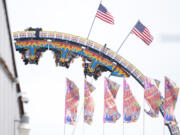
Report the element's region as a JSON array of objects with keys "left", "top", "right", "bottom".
[{"left": 0, "top": 0, "right": 24, "bottom": 135}]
